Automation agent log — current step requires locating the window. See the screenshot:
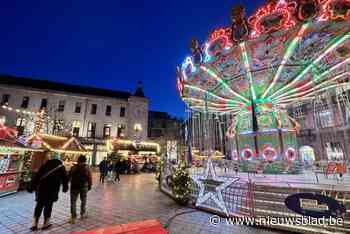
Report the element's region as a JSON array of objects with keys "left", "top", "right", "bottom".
[
  {"left": 87, "top": 122, "right": 96, "bottom": 138},
  {"left": 319, "top": 110, "right": 333, "bottom": 128},
  {"left": 1, "top": 94, "right": 10, "bottom": 105},
  {"left": 58, "top": 100, "right": 65, "bottom": 112},
  {"left": 134, "top": 123, "right": 142, "bottom": 132},
  {"left": 90, "top": 104, "right": 97, "bottom": 115},
  {"left": 120, "top": 106, "right": 125, "bottom": 117},
  {"left": 16, "top": 117, "right": 26, "bottom": 136},
  {"left": 103, "top": 124, "right": 111, "bottom": 138},
  {"left": 53, "top": 120, "right": 64, "bottom": 133},
  {"left": 72, "top": 120, "right": 80, "bottom": 137},
  {"left": 105, "top": 105, "right": 112, "bottom": 116},
  {"left": 117, "top": 124, "right": 125, "bottom": 137},
  {"left": 40, "top": 99, "right": 47, "bottom": 109},
  {"left": 74, "top": 102, "right": 82, "bottom": 113},
  {"left": 21, "top": 97, "right": 30, "bottom": 108}
]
